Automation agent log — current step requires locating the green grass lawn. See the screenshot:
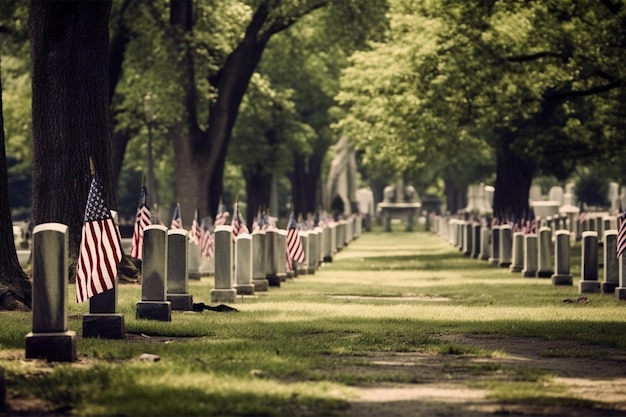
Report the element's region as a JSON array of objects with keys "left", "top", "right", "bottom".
[{"left": 1, "top": 223, "right": 625, "bottom": 416}]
